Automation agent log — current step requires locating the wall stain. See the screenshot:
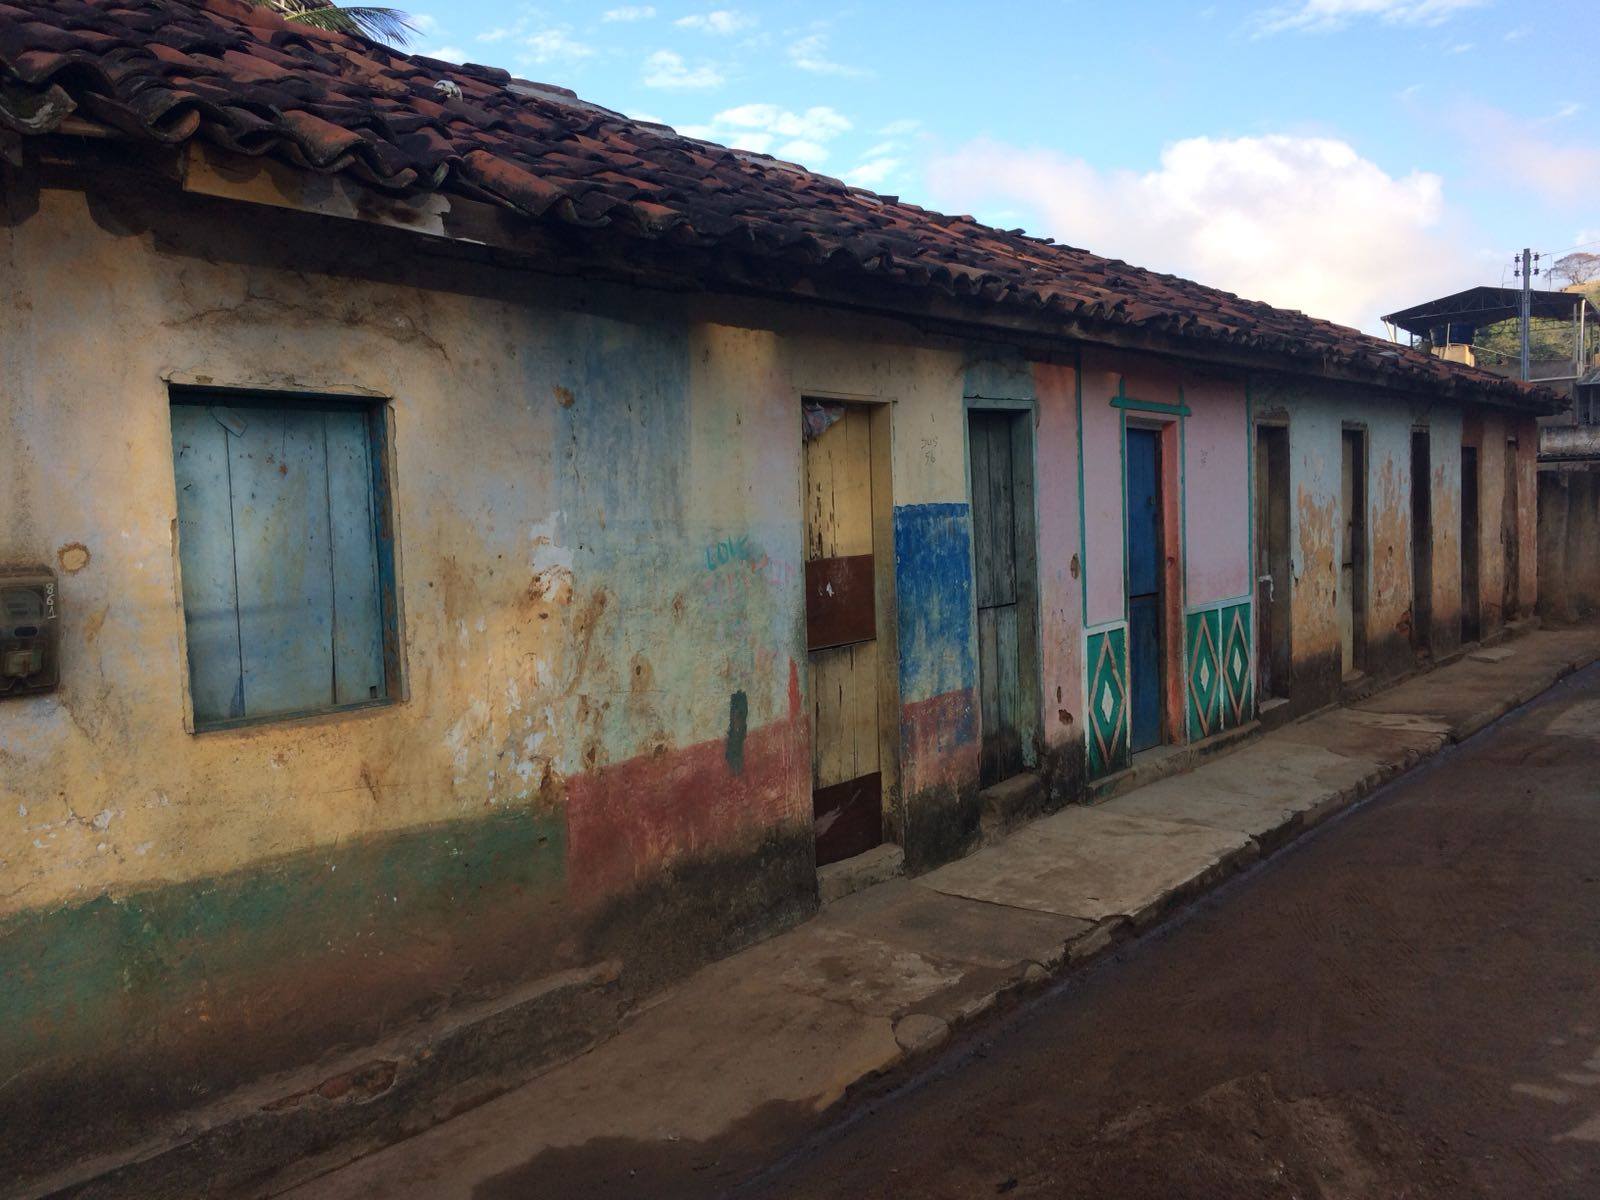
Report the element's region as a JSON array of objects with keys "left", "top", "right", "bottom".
[
  {"left": 725, "top": 690, "right": 749, "bottom": 774},
  {"left": 56, "top": 541, "right": 90, "bottom": 574}
]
